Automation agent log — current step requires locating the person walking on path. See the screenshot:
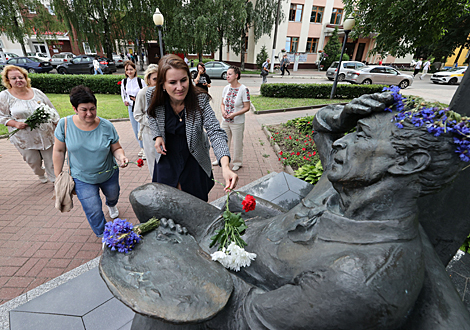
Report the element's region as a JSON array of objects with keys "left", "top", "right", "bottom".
[
  {"left": 0, "top": 65, "right": 60, "bottom": 183},
  {"left": 420, "top": 60, "right": 431, "bottom": 80},
  {"left": 413, "top": 58, "right": 423, "bottom": 77},
  {"left": 53, "top": 85, "right": 129, "bottom": 237},
  {"left": 134, "top": 64, "right": 159, "bottom": 176},
  {"left": 121, "top": 60, "right": 147, "bottom": 159},
  {"left": 93, "top": 56, "right": 103, "bottom": 75},
  {"left": 147, "top": 54, "right": 238, "bottom": 201},
  {"left": 280, "top": 54, "right": 290, "bottom": 76},
  {"left": 215, "top": 66, "right": 250, "bottom": 172},
  {"left": 261, "top": 58, "right": 270, "bottom": 84}
]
